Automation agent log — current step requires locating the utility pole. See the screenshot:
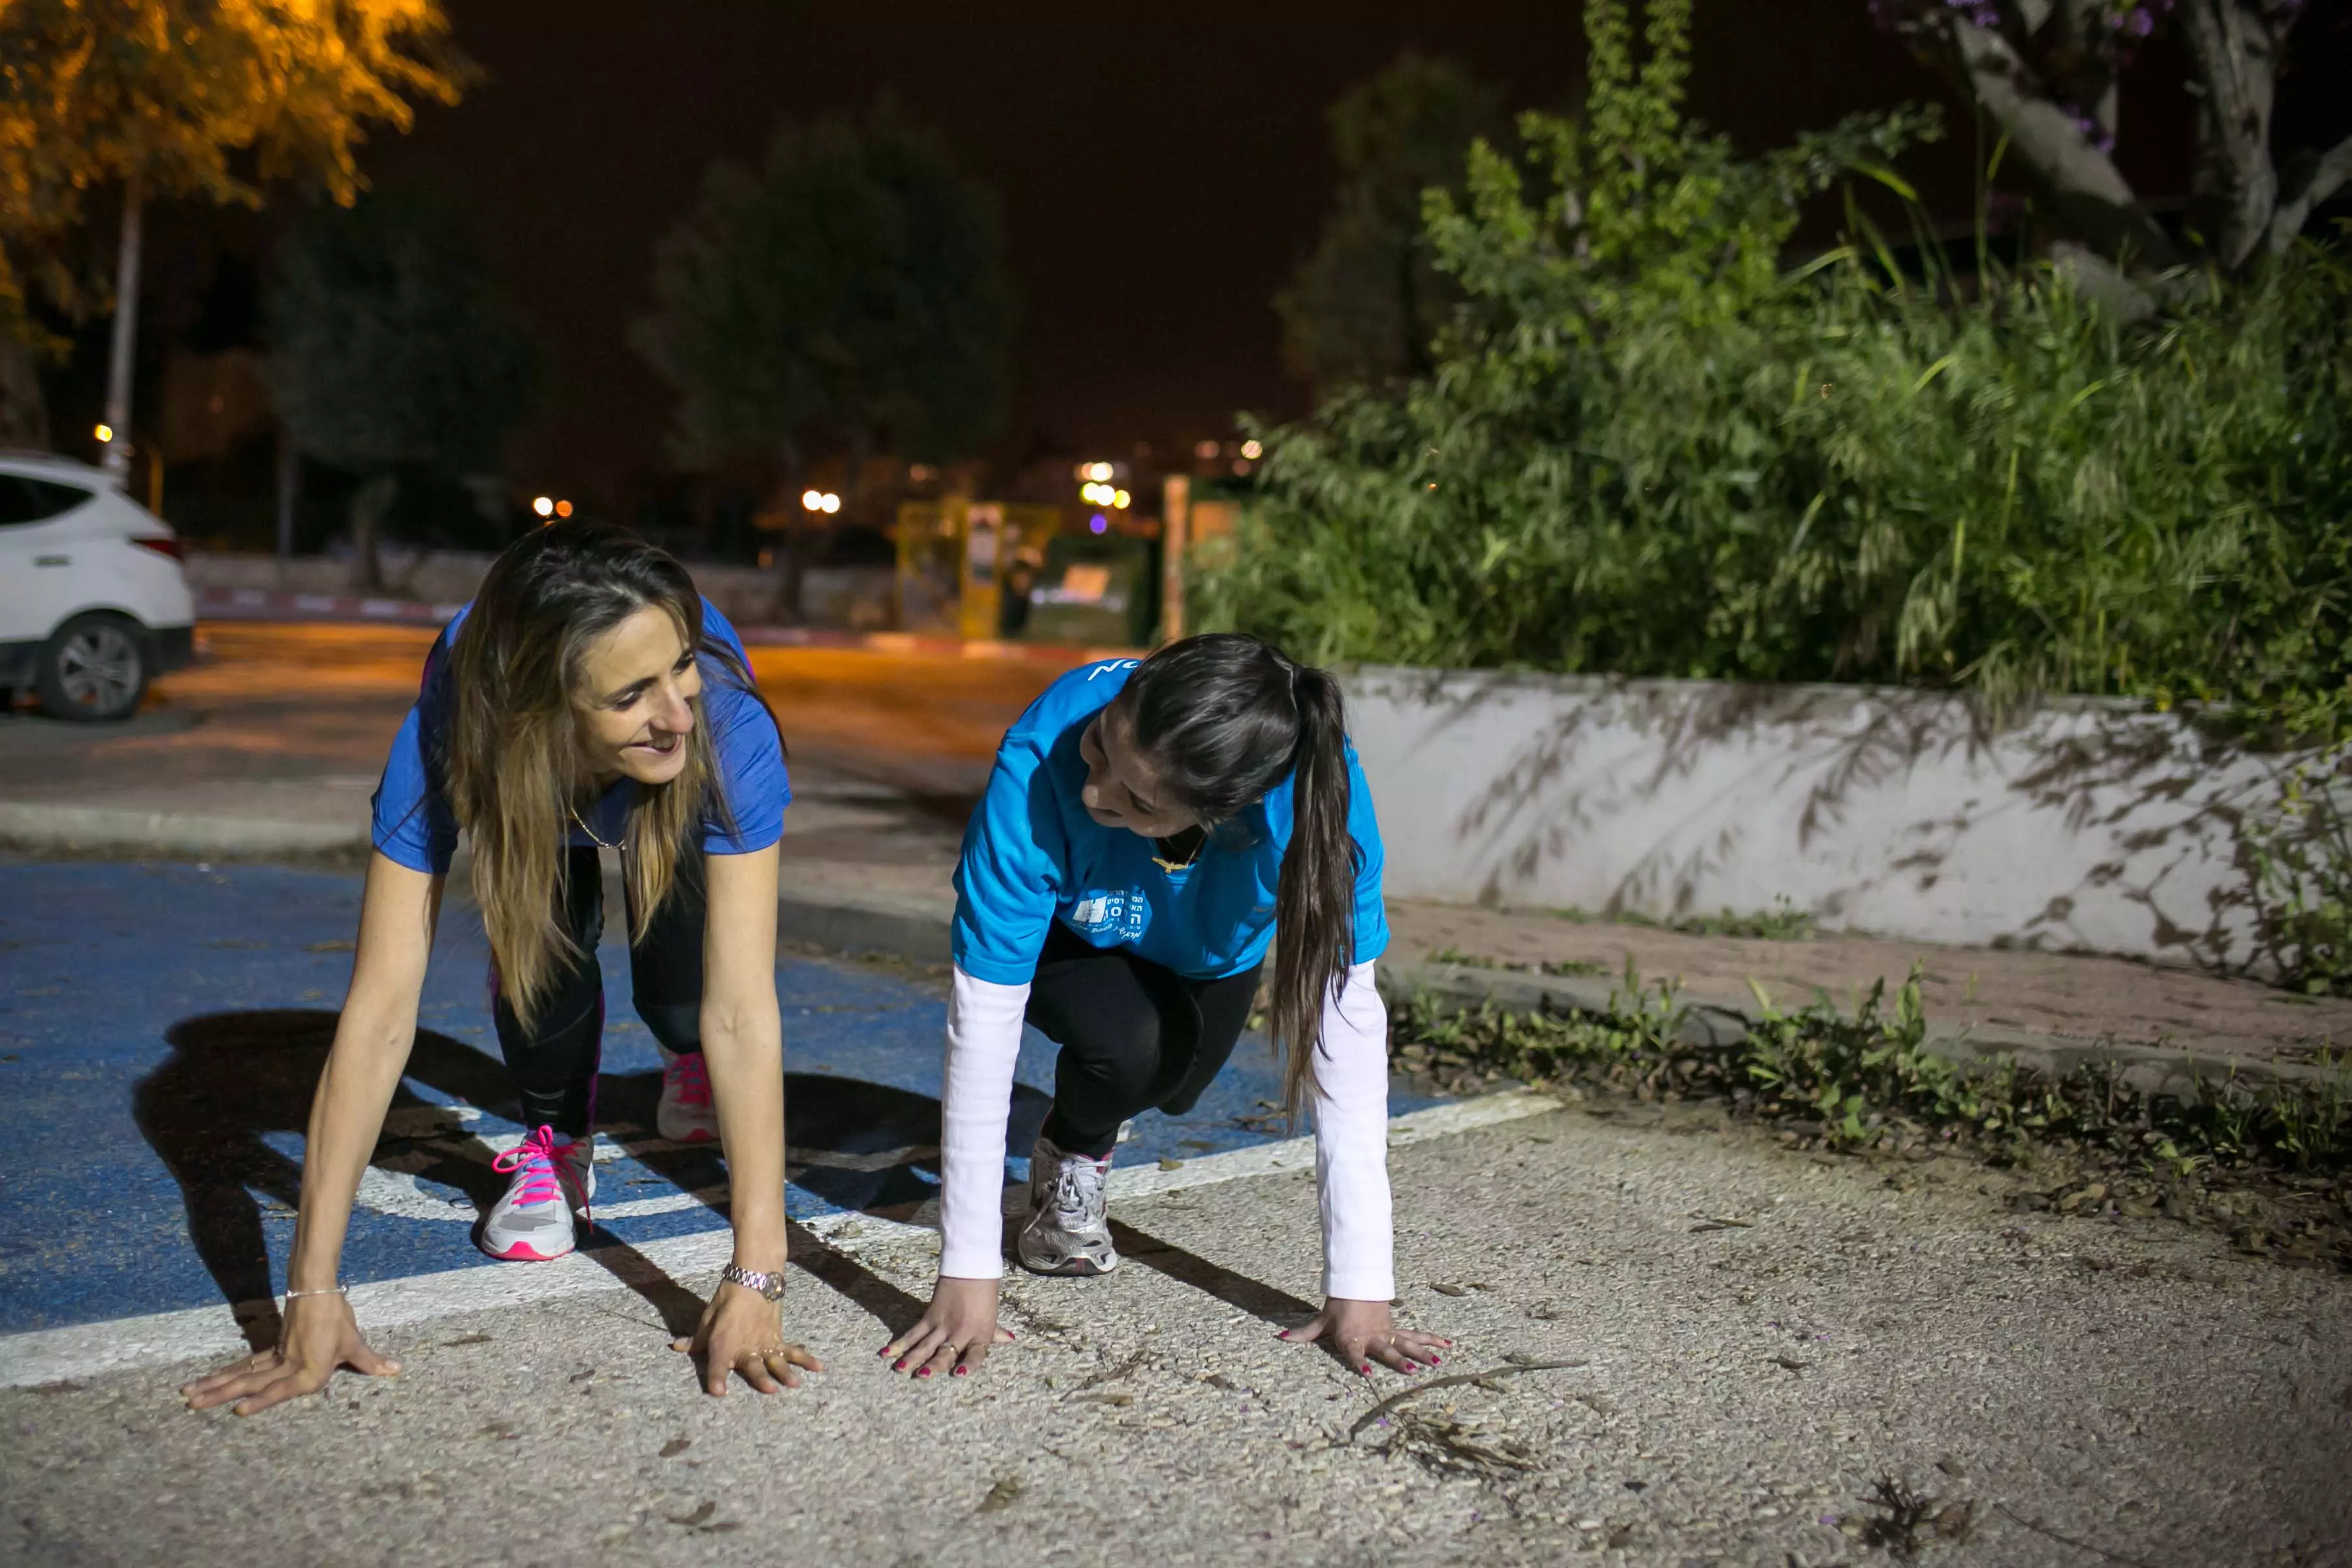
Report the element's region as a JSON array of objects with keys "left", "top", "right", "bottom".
[
  {"left": 100, "top": 172, "right": 144, "bottom": 478},
  {"left": 1160, "top": 474, "right": 1190, "bottom": 644}
]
